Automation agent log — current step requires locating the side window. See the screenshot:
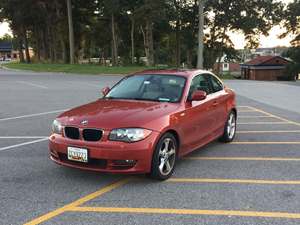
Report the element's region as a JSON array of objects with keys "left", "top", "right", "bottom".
[
  {"left": 188, "top": 75, "right": 212, "bottom": 100},
  {"left": 207, "top": 74, "right": 223, "bottom": 93}
]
